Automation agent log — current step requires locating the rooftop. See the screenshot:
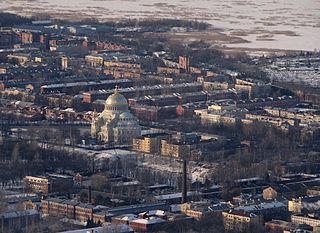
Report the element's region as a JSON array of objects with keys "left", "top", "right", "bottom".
[
  {"left": 0, "top": 209, "right": 39, "bottom": 219},
  {"left": 234, "top": 201, "right": 286, "bottom": 212}
]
